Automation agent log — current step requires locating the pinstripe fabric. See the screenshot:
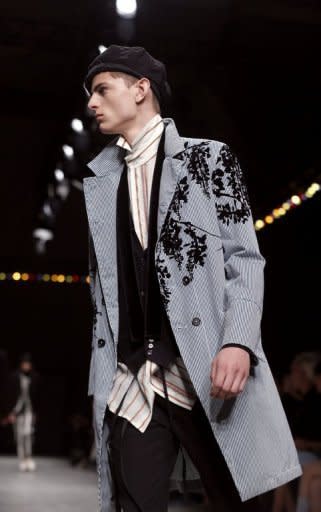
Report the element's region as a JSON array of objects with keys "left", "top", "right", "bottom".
[
  {"left": 107, "top": 114, "right": 197, "bottom": 432},
  {"left": 83, "top": 118, "right": 302, "bottom": 512}
]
